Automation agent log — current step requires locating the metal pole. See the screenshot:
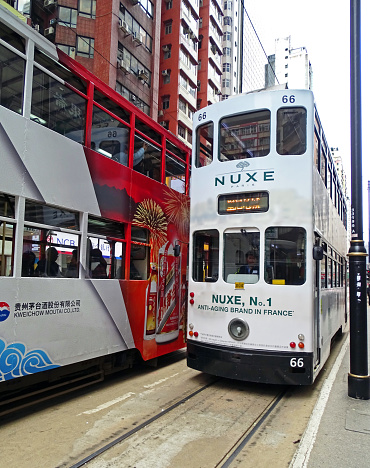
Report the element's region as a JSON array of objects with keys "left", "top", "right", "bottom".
[{"left": 348, "top": 0, "right": 370, "bottom": 399}]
